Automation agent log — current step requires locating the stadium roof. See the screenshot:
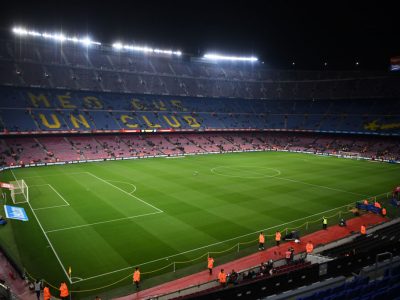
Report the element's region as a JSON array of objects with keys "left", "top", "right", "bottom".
[{"left": 0, "top": 1, "right": 398, "bottom": 70}]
